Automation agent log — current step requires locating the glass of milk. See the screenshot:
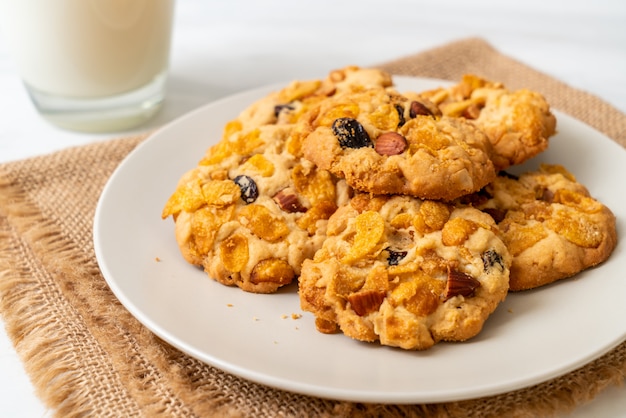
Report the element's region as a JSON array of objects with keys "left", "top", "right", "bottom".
[{"left": 0, "top": 0, "right": 174, "bottom": 132}]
